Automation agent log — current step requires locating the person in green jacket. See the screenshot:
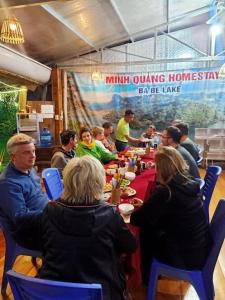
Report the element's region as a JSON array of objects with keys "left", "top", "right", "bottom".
[{"left": 76, "top": 127, "right": 116, "bottom": 164}]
